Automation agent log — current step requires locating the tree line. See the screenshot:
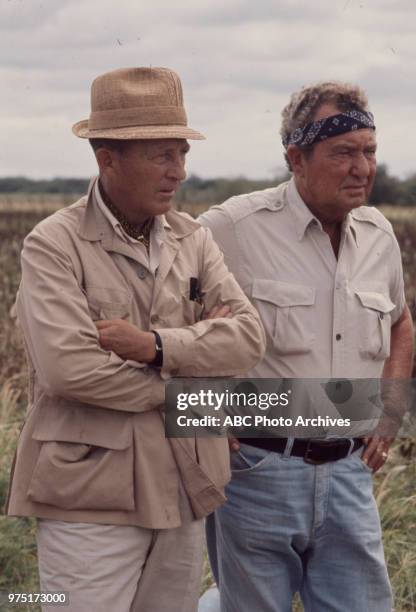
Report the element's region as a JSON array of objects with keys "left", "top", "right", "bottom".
[{"left": 1, "top": 165, "right": 416, "bottom": 206}]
